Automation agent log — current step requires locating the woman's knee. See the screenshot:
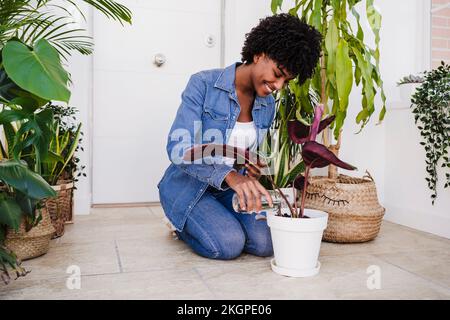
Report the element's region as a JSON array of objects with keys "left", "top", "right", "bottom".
[
  {"left": 213, "top": 230, "right": 246, "bottom": 260},
  {"left": 182, "top": 216, "right": 246, "bottom": 260},
  {"left": 246, "top": 231, "right": 273, "bottom": 257}
]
